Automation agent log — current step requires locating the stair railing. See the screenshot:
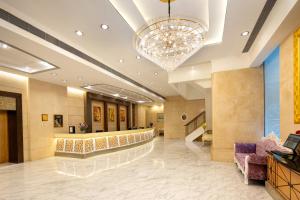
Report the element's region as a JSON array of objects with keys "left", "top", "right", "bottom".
[{"left": 184, "top": 111, "right": 206, "bottom": 136}]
